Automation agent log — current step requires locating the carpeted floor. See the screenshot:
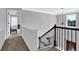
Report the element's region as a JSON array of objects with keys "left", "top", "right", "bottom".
[
  {"left": 1, "top": 32, "right": 59, "bottom": 51},
  {"left": 1, "top": 36, "right": 30, "bottom": 51},
  {"left": 39, "top": 47, "right": 60, "bottom": 51},
  {"left": 47, "top": 47, "right": 60, "bottom": 51}
]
